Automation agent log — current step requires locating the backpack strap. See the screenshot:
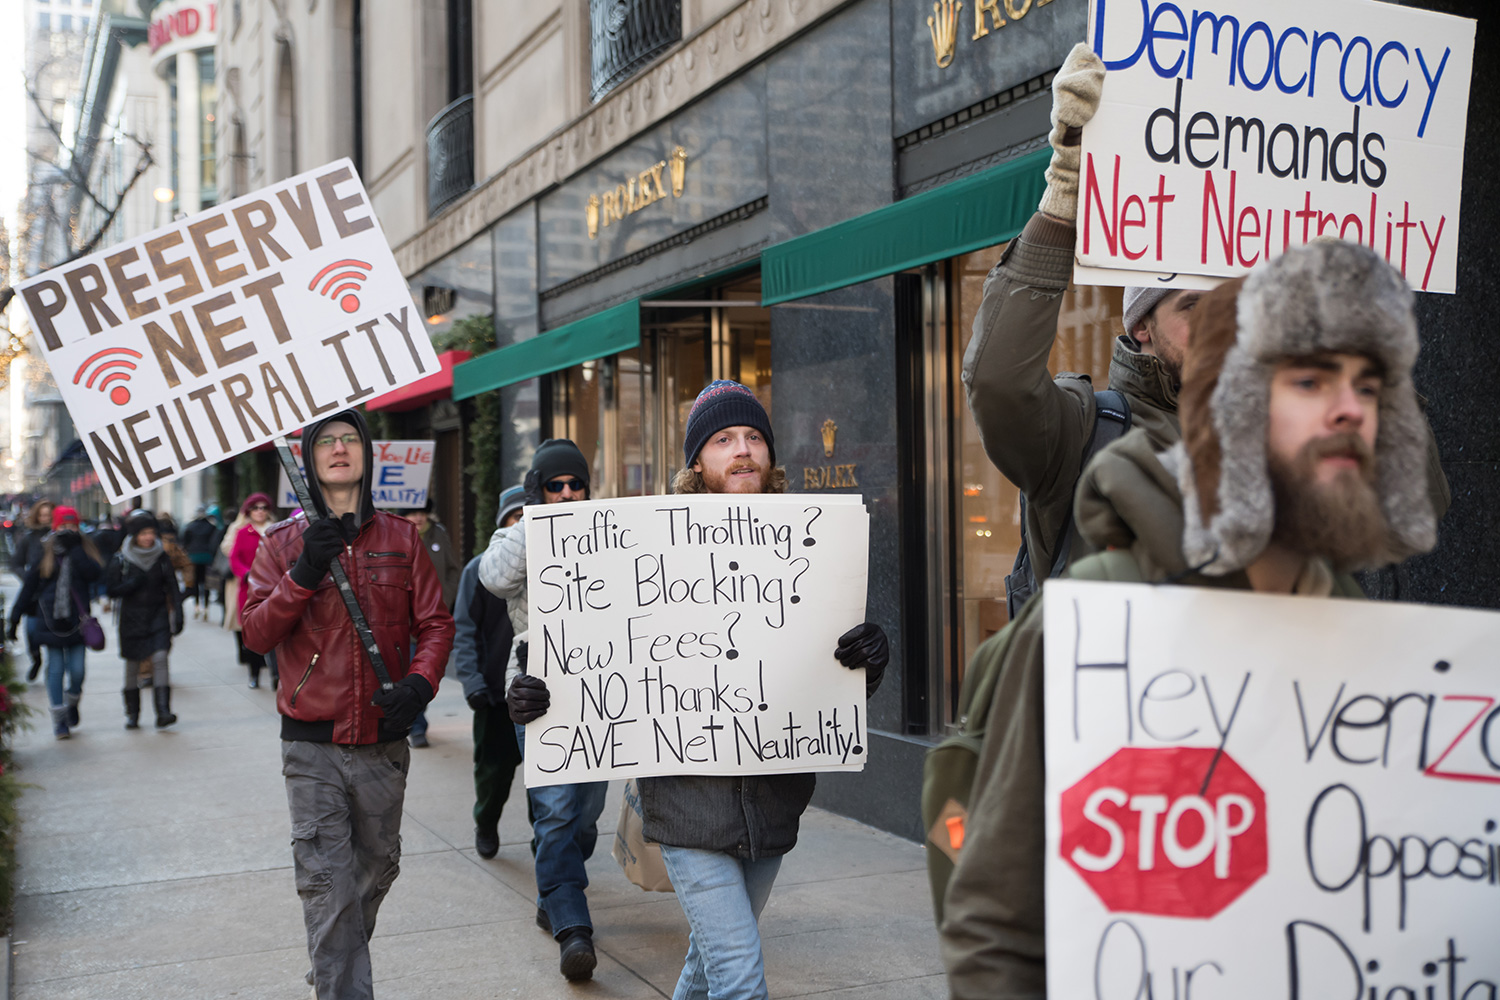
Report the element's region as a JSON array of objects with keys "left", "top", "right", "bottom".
[{"left": 1047, "top": 389, "right": 1132, "bottom": 579}]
